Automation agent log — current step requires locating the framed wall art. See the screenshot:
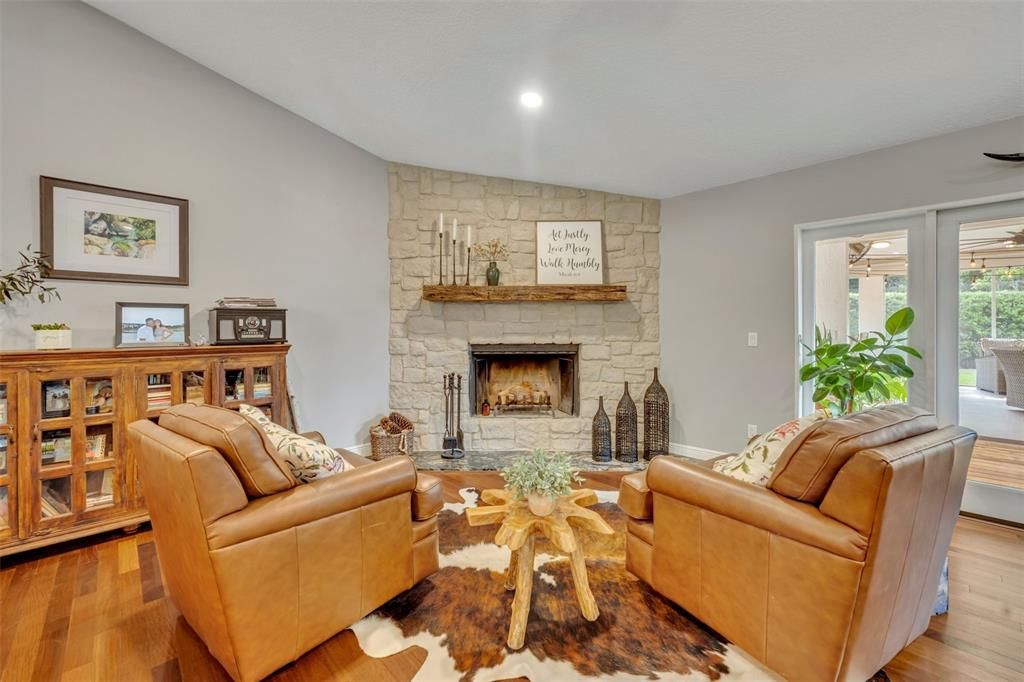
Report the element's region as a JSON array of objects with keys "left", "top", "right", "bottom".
[
  {"left": 115, "top": 302, "right": 190, "bottom": 348},
  {"left": 40, "top": 176, "right": 188, "bottom": 285},
  {"left": 535, "top": 220, "right": 604, "bottom": 284}
]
